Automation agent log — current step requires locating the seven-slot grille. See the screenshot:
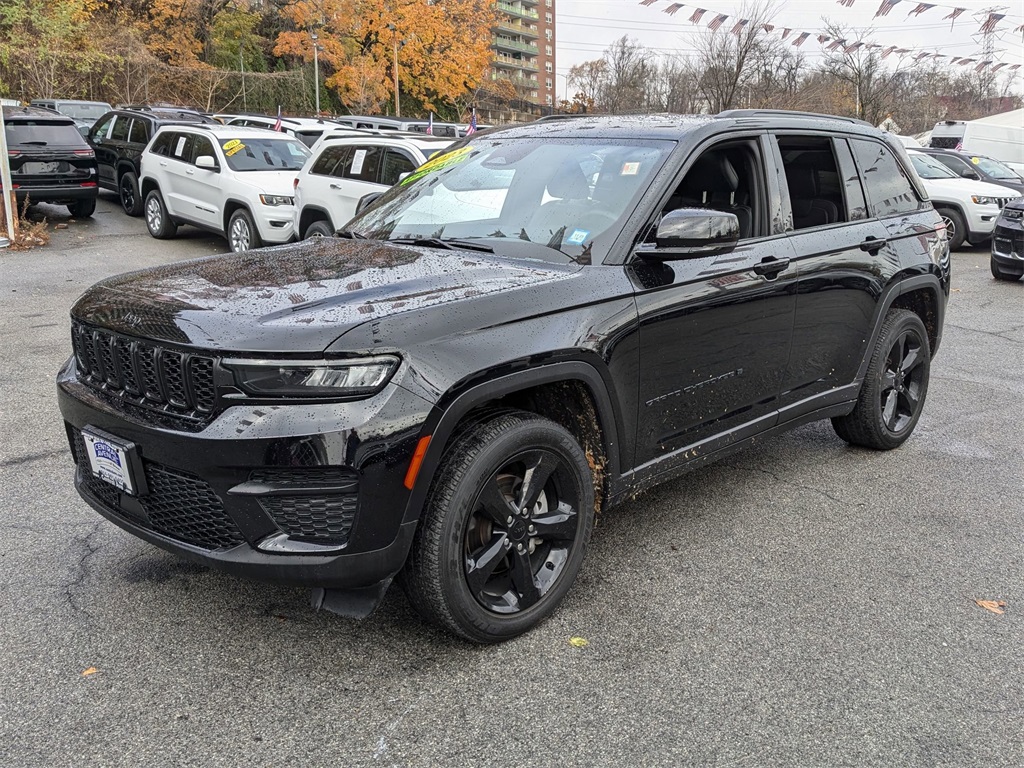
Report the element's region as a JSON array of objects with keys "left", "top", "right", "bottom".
[
  {"left": 994, "top": 197, "right": 1017, "bottom": 209},
  {"left": 71, "top": 321, "right": 217, "bottom": 419}
]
